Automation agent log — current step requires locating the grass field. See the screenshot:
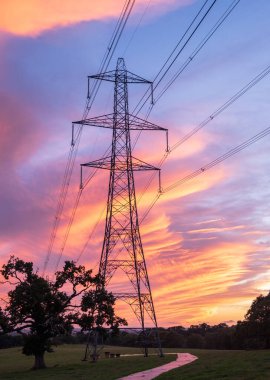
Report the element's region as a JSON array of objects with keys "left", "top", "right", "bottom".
[
  {"left": 1, "top": 345, "right": 270, "bottom": 379},
  {"left": 0, "top": 345, "right": 174, "bottom": 380},
  {"left": 157, "top": 349, "right": 270, "bottom": 380}
]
